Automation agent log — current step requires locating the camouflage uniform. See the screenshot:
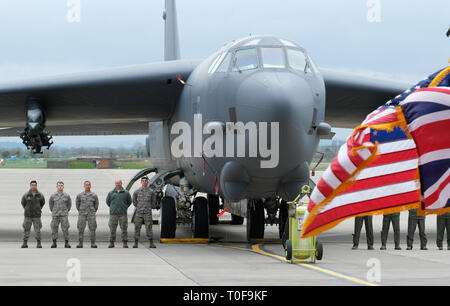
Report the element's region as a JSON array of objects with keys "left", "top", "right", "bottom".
[
  {"left": 76, "top": 191, "right": 99, "bottom": 246},
  {"left": 49, "top": 192, "right": 72, "bottom": 241},
  {"left": 407, "top": 208, "right": 427, "bottom": 249},
  {"left": 381, "top": 212, "right": 401, "bottom": 249},
  {"left": 437, "top": 212, "right": 450, "bottom": 249},
  {"left": 106, "top": 188, "right": 132, "bottom": 246},
  {"left": 133, "top": 187, "right": 157, "bottom": 243},
  {"left": 21, "top": 190, "right": 45, "bottom": 246},
  {"left": 352, "top": 216, "right": 374, "bottom": 249}
]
